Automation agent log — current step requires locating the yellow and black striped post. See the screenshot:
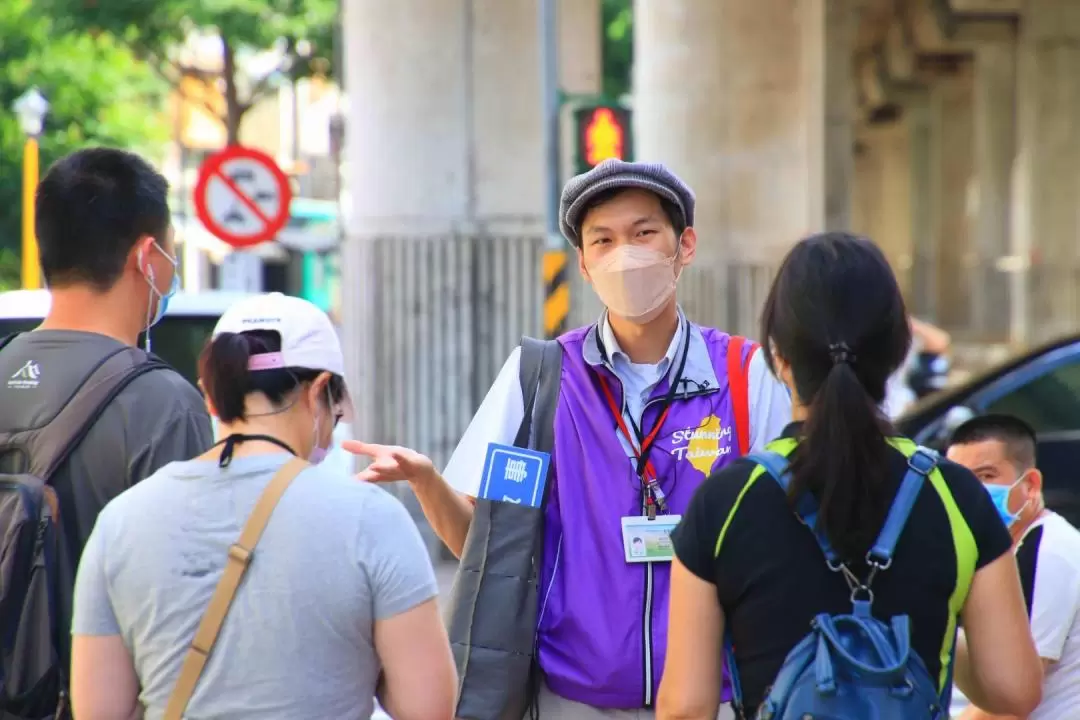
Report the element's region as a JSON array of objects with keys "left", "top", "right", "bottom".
[{"left": 543, "top": 249, "right": 570, "bottom": 339}]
